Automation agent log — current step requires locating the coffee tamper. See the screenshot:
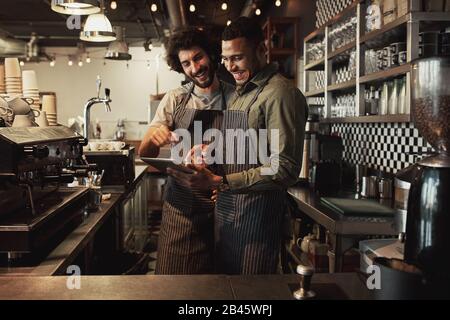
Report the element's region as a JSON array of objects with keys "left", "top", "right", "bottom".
[{"left": 293, "top": 264, "right": 316, "bottom": 300}]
